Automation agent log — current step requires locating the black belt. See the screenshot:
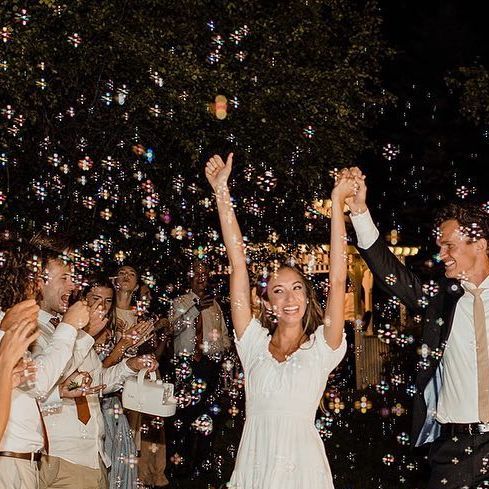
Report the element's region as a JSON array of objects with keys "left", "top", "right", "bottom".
[
  {"left": 0, "top": 451, "right": 42, "bottom": 461},
  {"left": 441, "top": 423, "right": 489, "bottom": 436}
]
